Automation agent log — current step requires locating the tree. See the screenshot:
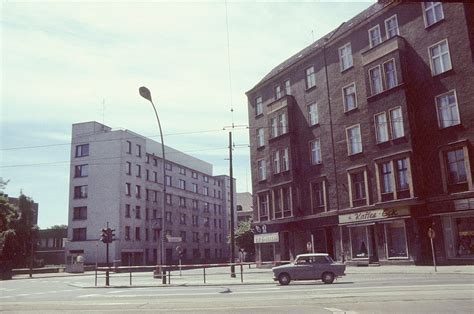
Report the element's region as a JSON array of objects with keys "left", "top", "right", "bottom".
[
  {"left": 48, "top": 224, "right": 67, "bottom": 230},
  {"left": 234, "top": 220, "right": 255, "bottom": 256}
]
